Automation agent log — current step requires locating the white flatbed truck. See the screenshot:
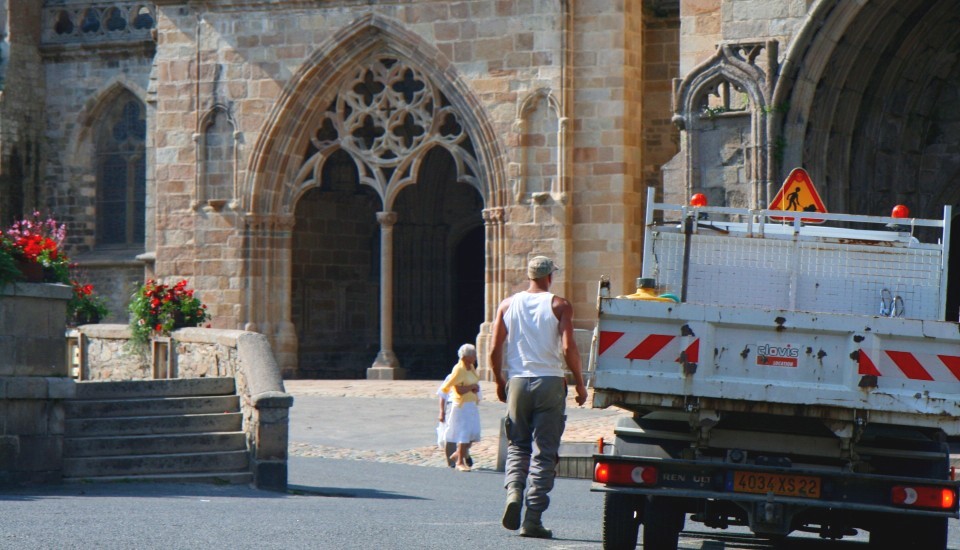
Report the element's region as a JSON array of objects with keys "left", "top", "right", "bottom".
[{"left": 590, "top": 189, "right": 960, "bottom": 549}]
